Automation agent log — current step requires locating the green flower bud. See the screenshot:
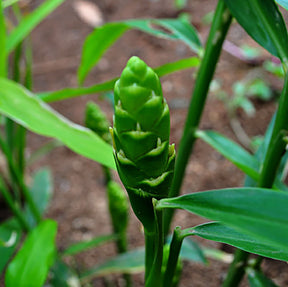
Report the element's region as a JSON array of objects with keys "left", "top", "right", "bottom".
[
  {"left": 85, "top": 101, "right": 111, "bottom": 144},
  {"left": 110, "top": 56, "right": 176, "bottom": 231}
]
